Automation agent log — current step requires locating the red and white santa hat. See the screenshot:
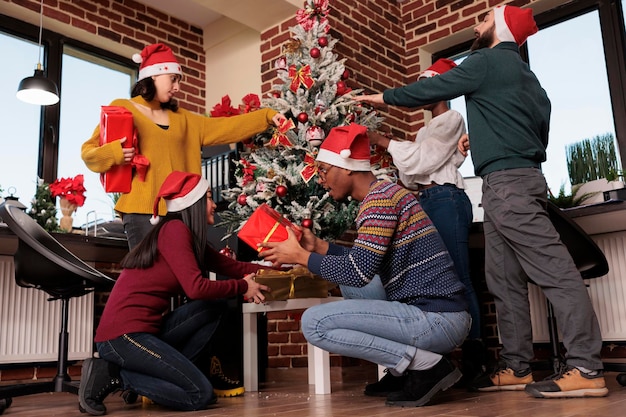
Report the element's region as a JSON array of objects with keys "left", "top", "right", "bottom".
[
  {"left": 418, "top": 58, "right": 457, "bottom": 80},
  {"left": 316, "top": 124, "right": 371, "bottom": 171},
  {"left": 150, "top": 171, "right": 209, "bottom": 225},
  {"left": 493, "top": 5, "right": 538, "bottom": 46},
  {"left": 132, "top": 43, "right": 182, "bottom": 82}
]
